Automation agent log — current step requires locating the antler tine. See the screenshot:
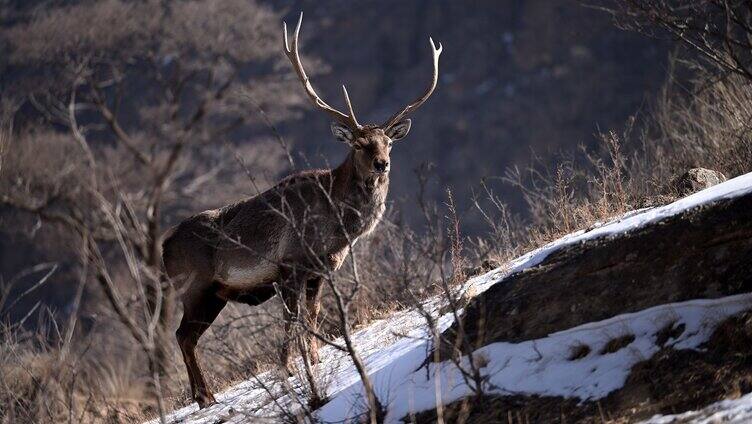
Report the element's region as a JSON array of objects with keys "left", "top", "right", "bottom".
[
  {"left": 342, "top": 85, "right": 360, "bottom": 129},
  {"left": 382, "top": 37, "right": 443, "bottom": 130},
  {"left": 282, "top": 12, "right": 361, "bottom": 129}
]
